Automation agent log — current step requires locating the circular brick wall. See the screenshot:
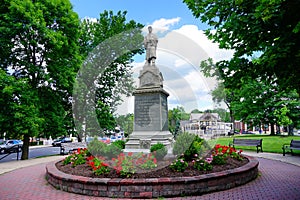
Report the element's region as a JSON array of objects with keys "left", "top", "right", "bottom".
[{"left": 46, "top": 156, "right": 258, "bottom": 198}]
